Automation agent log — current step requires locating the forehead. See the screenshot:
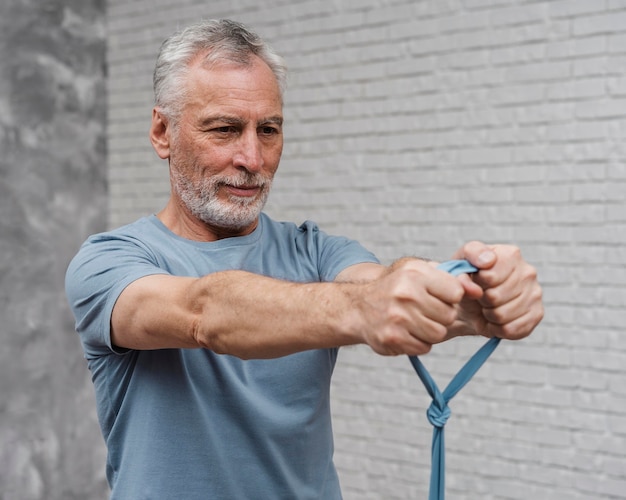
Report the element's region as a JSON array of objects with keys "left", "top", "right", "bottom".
[{"left": 183, "top": 54, "right": 283, "bottom": 118}]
